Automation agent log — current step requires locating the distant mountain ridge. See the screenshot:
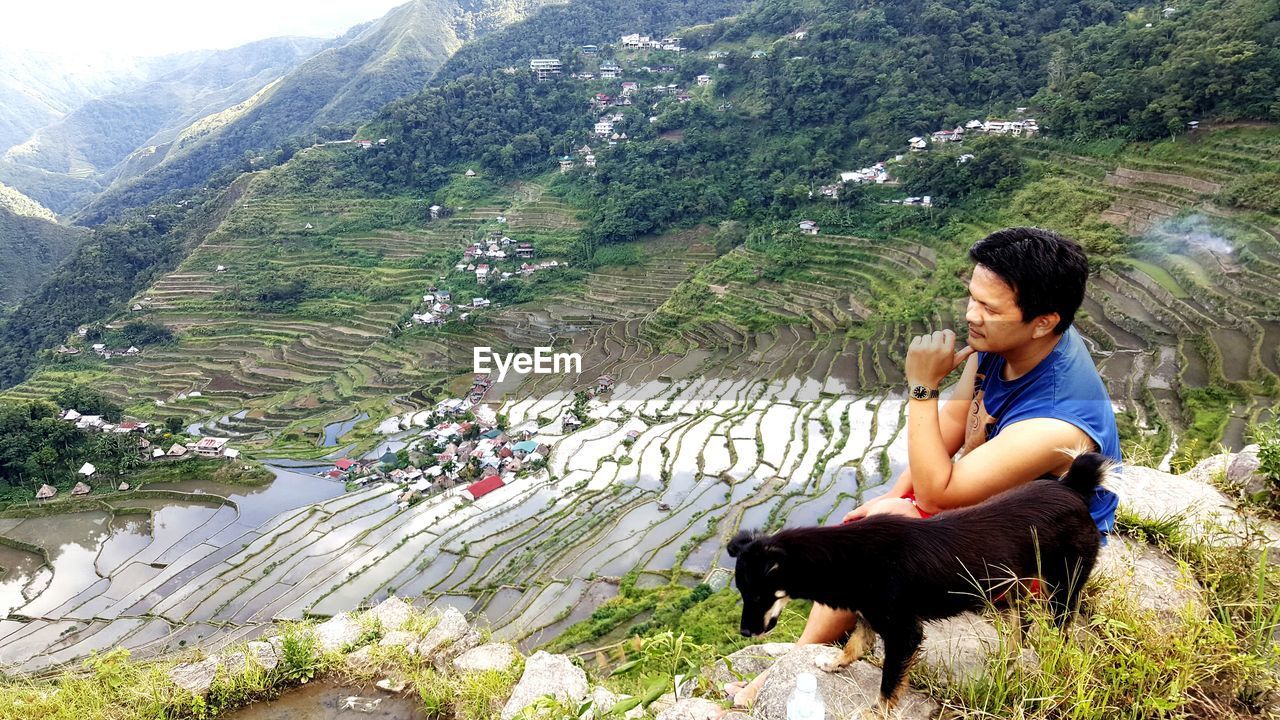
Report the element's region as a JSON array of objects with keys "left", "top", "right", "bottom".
[
  {"left": 0, "top": 37, "right": 331, "bottom": 214},
  {"left": 75, "top": 0, "right": 561, "bottom": 225}
]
